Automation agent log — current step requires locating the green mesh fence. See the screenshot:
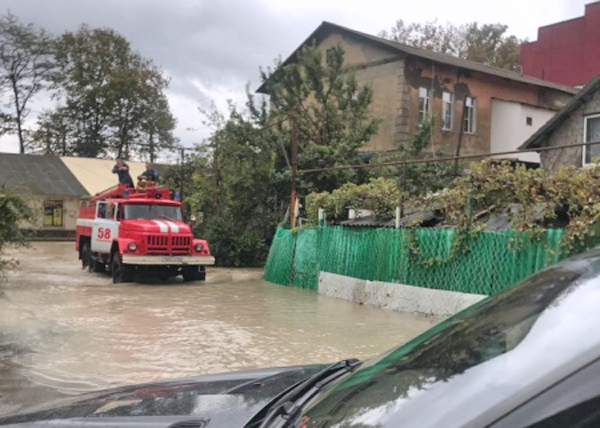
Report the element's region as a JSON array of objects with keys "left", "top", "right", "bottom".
[{"left": 264, "top": 226, "right": 574, "bottom": 295}]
